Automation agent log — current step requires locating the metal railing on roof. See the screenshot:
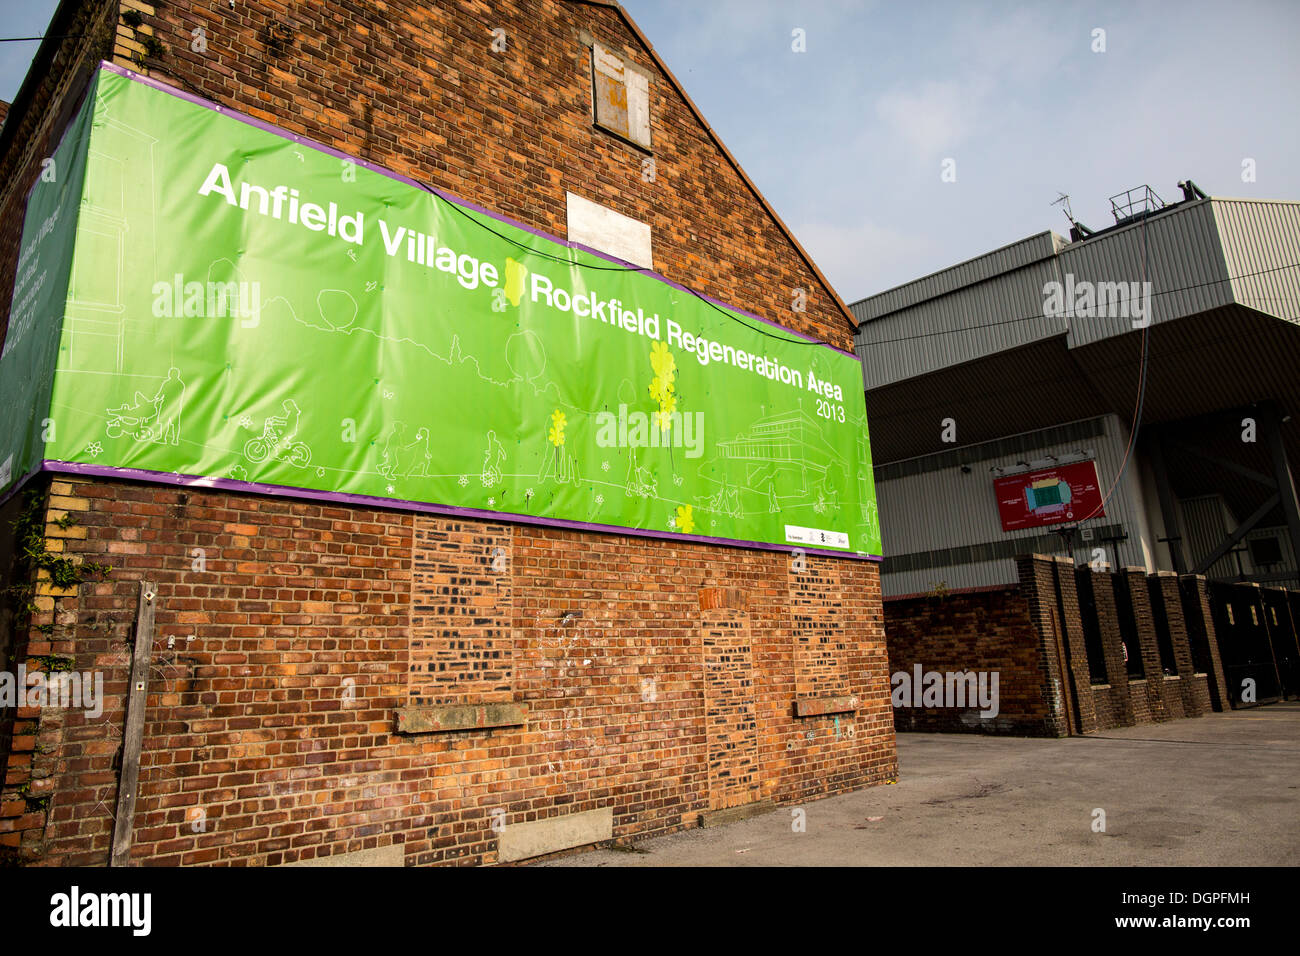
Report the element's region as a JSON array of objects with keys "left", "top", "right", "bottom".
[{"left": 1109, "top": 184, "right": 1167, "bottom": 223}]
